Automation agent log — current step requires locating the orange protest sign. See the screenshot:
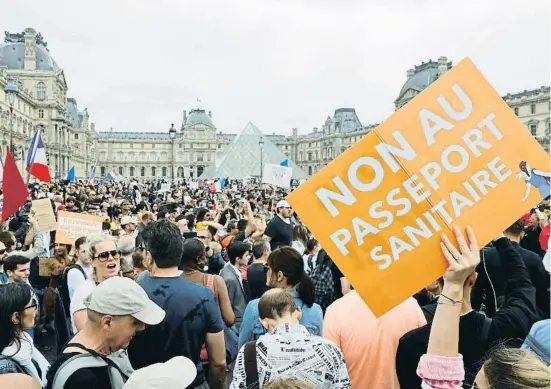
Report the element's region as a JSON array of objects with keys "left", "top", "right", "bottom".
[
  {"left": 56, "top": 210, "right": 103, "bottom": 244},
  {"left": 287, "top": 58, "right": 550, "bottom": 317}
]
